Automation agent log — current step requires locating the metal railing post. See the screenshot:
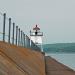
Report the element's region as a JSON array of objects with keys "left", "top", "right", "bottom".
[
  {"left": 28, "top": 37, "right": 30, "bottom": 48},
  {"left": 12, "top": 23, "right": 15, "bottom": 44},
  {"left": 22, "top": 31, "right": 24, "bottom": 47},
  {"left": 25, "top": 35, "right": 27, "bottom": 48},
  {"left": 24, "top": 33, "right": 25, "bottom": 47},
  {"left": 8, "top": 18, "right": 11, "bottom": 43},
  {"left": 23, "top": 32, "right": 25, "bottom": 47},
  {"left": 3, "top": 13, "right": 6, "bottom": 42},
  {"left": 16, "top": 26, "right": 18, "bottom": 45},
  {"left": 21, "top": 30, "right": 23, "bottom": 46},
  {"left": 18, "top": 28, "right": 20, "bottom": 46}
]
